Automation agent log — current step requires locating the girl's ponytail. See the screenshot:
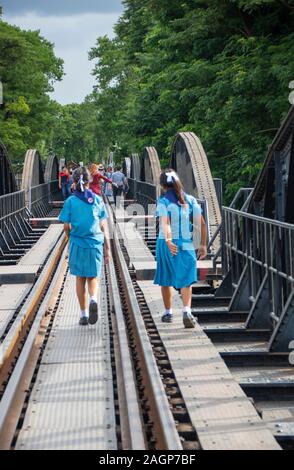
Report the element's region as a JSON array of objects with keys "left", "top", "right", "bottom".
[
  {"left": 73, "top": 167, "right": 90, "bottom": 192},
  {"left": 160, "top": 169, "right": 186, "bottom": 205}
]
